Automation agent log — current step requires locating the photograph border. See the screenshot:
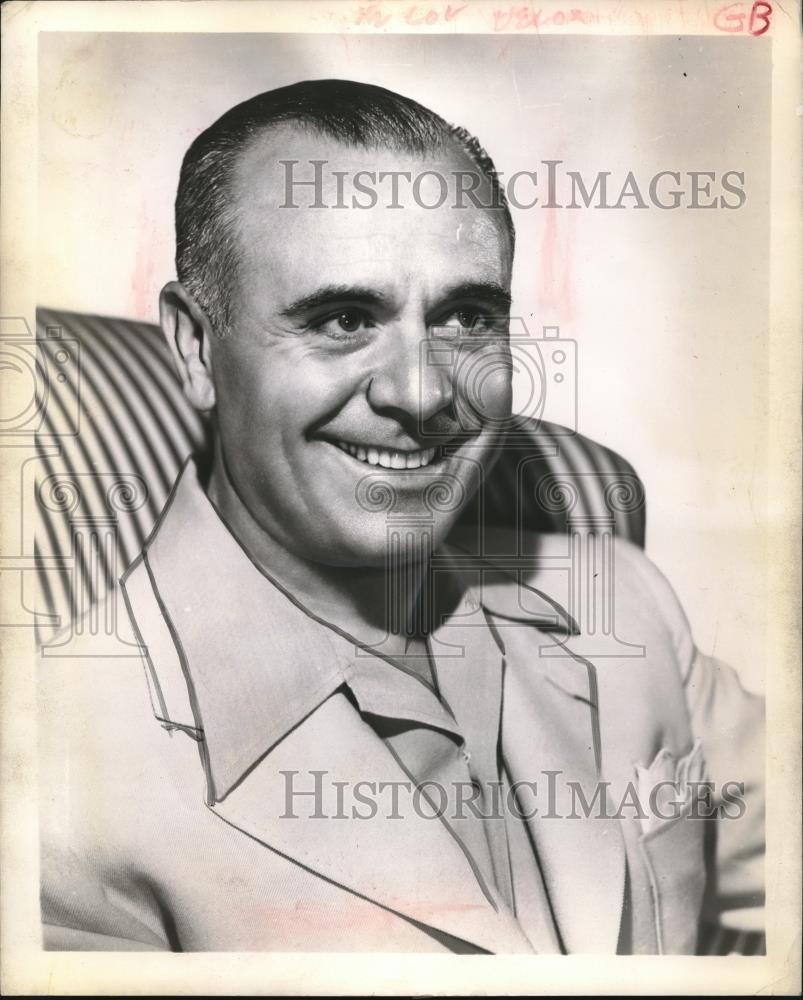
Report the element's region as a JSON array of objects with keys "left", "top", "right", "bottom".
[{"left": 1, "top": 1, "right": 800, "bottom": 994}]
